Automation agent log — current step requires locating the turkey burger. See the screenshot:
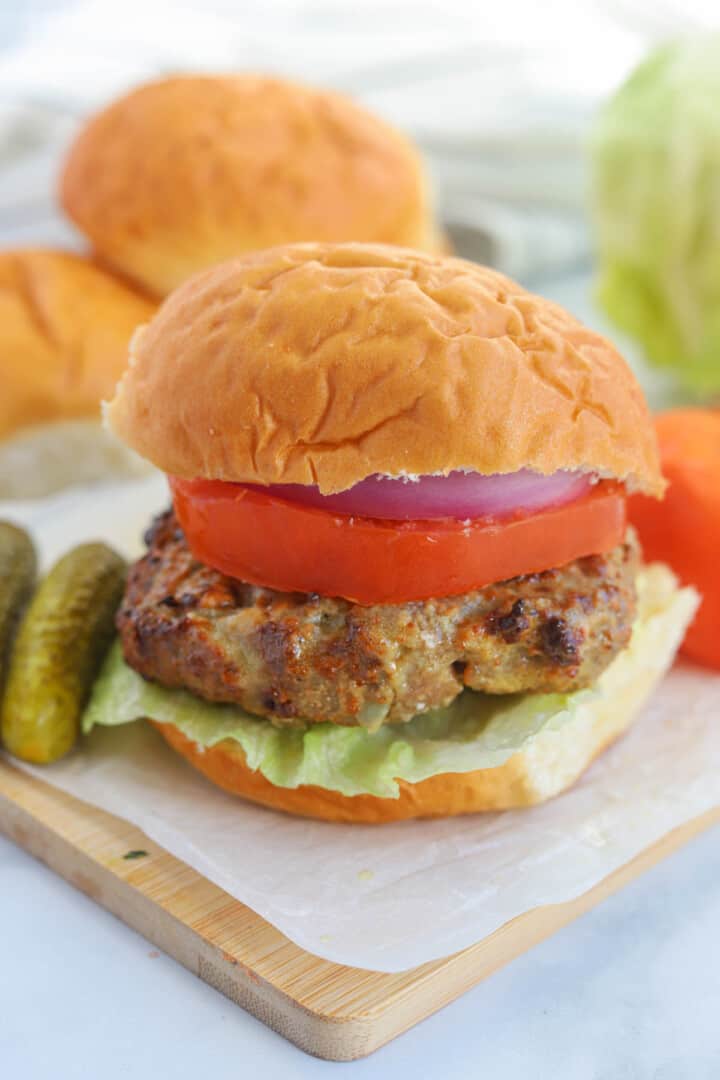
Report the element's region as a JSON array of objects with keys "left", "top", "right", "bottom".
[{"left": 85, "top": 242, "right": 697, "bottom": 822}]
